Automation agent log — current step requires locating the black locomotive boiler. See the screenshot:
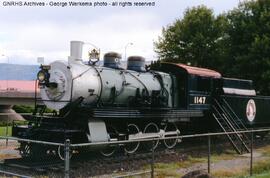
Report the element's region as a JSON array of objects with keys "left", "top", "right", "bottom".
[{"left": 12, "top": 41, "right": 270, "bottom": 158}]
